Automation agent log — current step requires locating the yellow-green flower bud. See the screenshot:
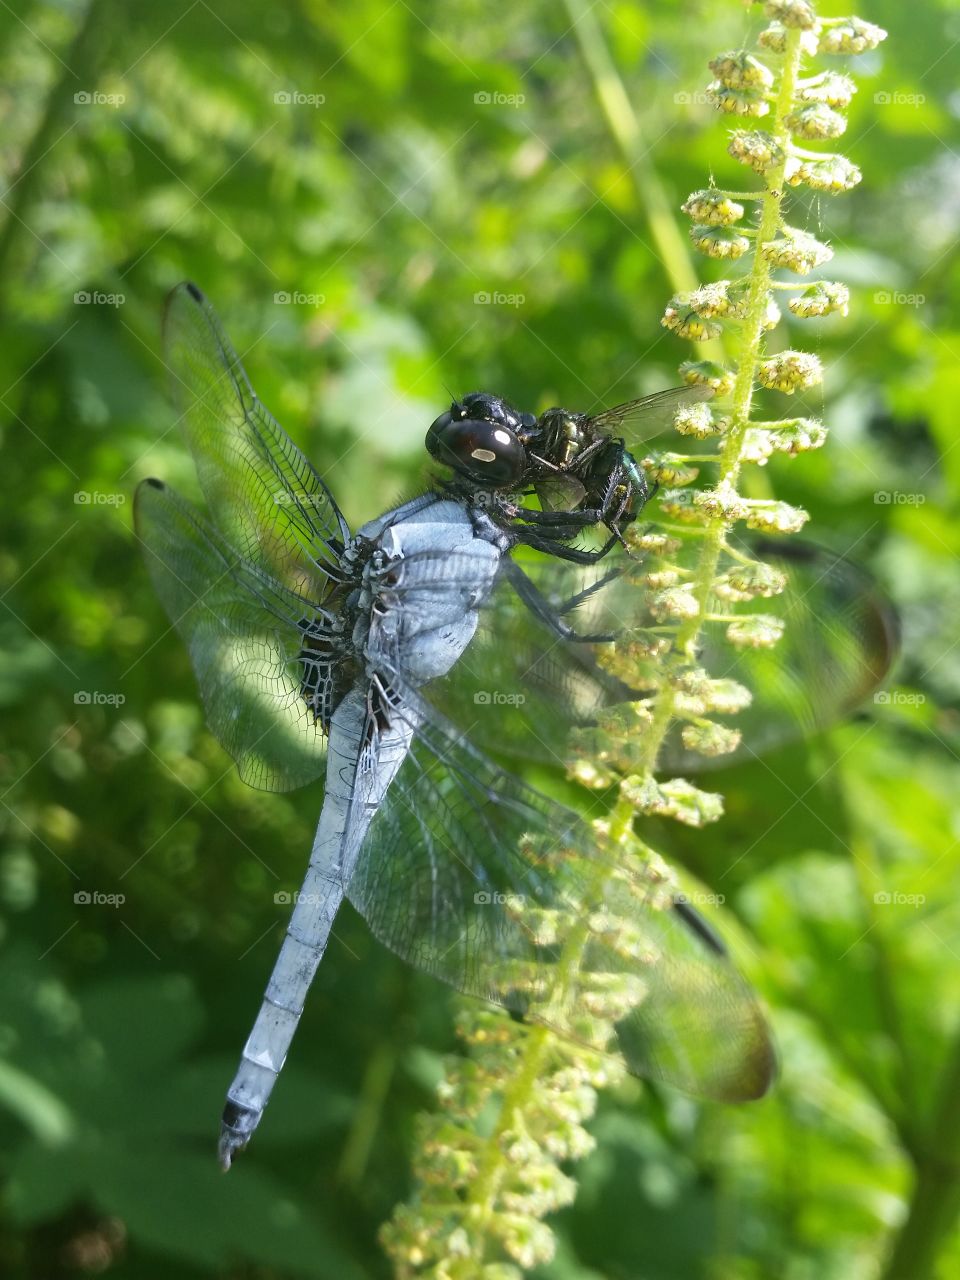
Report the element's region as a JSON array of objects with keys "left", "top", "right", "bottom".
[
  {"left": 661, "top": 299, "right": 724, "bottom": 340},
  {"left": 785, "top": 102, "right": 848, "bottom": 140},
  {"left": 695, "top": 485, "right": 750, "bottom": 521},
  {"left": 788, "top": 155, "right": 862, "bottom": 192},
  {"left": 728, "top": 129, "right": 784, "bottom": 173},
  {"left": 799, "top": 72, "right": 857, "bottom": 108},
  {"left": 765, "top": 418, "right": 828, "bottom": 452},
  {"left": 674, "top": 400, "right": 721, "bottom": 438},
  {"left": 708, "top": 84, "right": 770, "bottom": 117},
  {"left": 818, "top": 18, "right": 888, "bottom": 55},
  {"left": 656, "top": 487, "right": 708, "bottom": 523},
  {"left": 726, "top": 614, "right": 786, "bottom": 649},
  {"left": 764, "top": 0, "right": 819, "bottom": 30},
  {"left": 720, "top": 560, "right": 788, "bottom": 598},
  {"left": 628, "top": 531, "right": 683, "bottom": 555},
  {"left": 622, "top": 774, "right": 724, "bottom": 826},
  {"left": 682, "top": 721, "right": 743, "bottom": 757},
  {"left": 788, "top": 281, "right": 850, "bottom": 317},
  {"left": 681, "top": 190, "right": 745, "bottom": 225},
  {"left": 759, "top": 21, "right": 819, "bottom": 55},
  {"left": 761, "top": 294, "right": 782, "bottom": 329},
  {"left": 740, "top": 429, "right": 778, "bottom": 465},
  {"left": 743, "top": 498, "right": 810, "bottom": 533},
  {"left": 757, "top": 349, "right": 823, "bottom": 393},
  {"left": 690, "top": 225, "right": 751, "bottom": 259},
  {"left": 761, "top": 229, "right": 833, "bottom": 274},
  {"left": 680, "top": 360, "right": 736, "bottom": 395},
  {"left": 649, "top": 584, "right": 700, "bottom": 621},
  {"left": 709, "top": 50, "right": 775, "bottom": 90},
  {"left": 642, "top": 452, "right": 701, "bottom": 485},
  {"left": 687, "top": 280, "right": 737, "bottom": 318}
]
